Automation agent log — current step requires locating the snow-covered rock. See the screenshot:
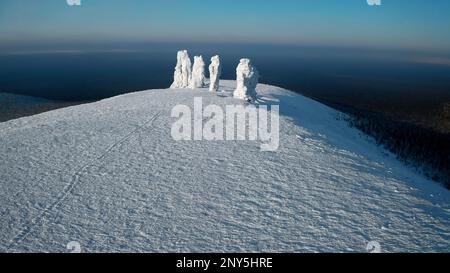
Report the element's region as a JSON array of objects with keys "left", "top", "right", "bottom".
[
  {"left": 189, "top": 56, "right": 206, "bottom": 89},
  {"left": 170, "top": 50, "right": 192, "bottom": 89},
  {"left": 170, "top": 50, "right": 184, "bottom": 89},
  {"left": 209, "top": 55, "right": 221, "bottom": 92},
  {"left": 182, "top": 51, "right": 193, "bottom": 88},
  {"left": 234, "top": 59, "right": 259, "bottom": 101},
  {"left": 0, "top": 80, "right": 448, "bottom": 253}
]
